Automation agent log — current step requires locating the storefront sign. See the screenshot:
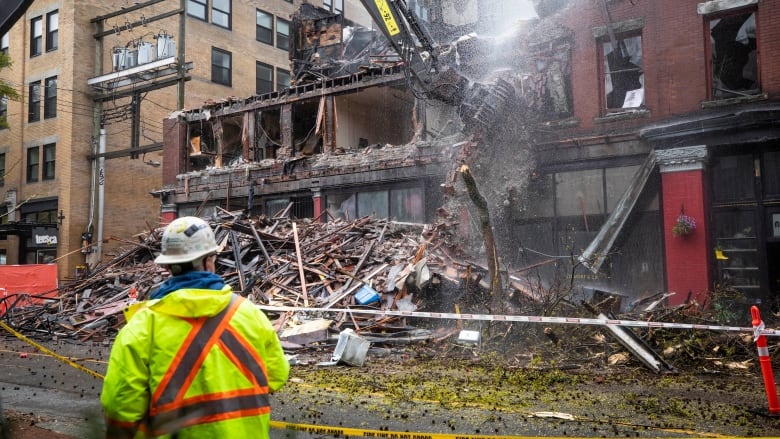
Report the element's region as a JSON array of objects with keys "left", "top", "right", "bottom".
[{"left": 32, "top": 227, "right": 58, "bottom": 247}]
